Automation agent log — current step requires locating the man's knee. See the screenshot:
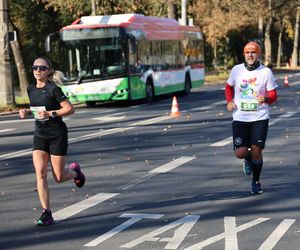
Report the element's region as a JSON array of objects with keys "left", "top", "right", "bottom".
[
  {"left": 234, "top": 147, "right": 248, "bottom": 159},
  {"left": 251, "top": 145, "right": 263, "bottom": 160}
]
